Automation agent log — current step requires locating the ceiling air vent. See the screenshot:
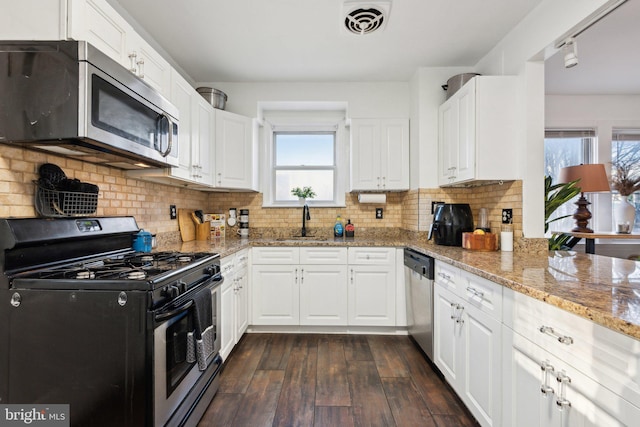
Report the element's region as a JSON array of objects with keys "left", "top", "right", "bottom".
[{"left": 343, "top": 1, "right": 391, "bottom": 35}]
